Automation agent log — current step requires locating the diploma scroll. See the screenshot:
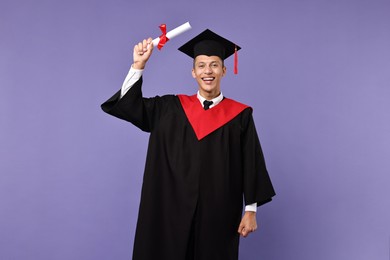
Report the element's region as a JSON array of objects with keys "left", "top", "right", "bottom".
[{"left": 150, "top": 22, "right": 192, "bottom": 48}]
